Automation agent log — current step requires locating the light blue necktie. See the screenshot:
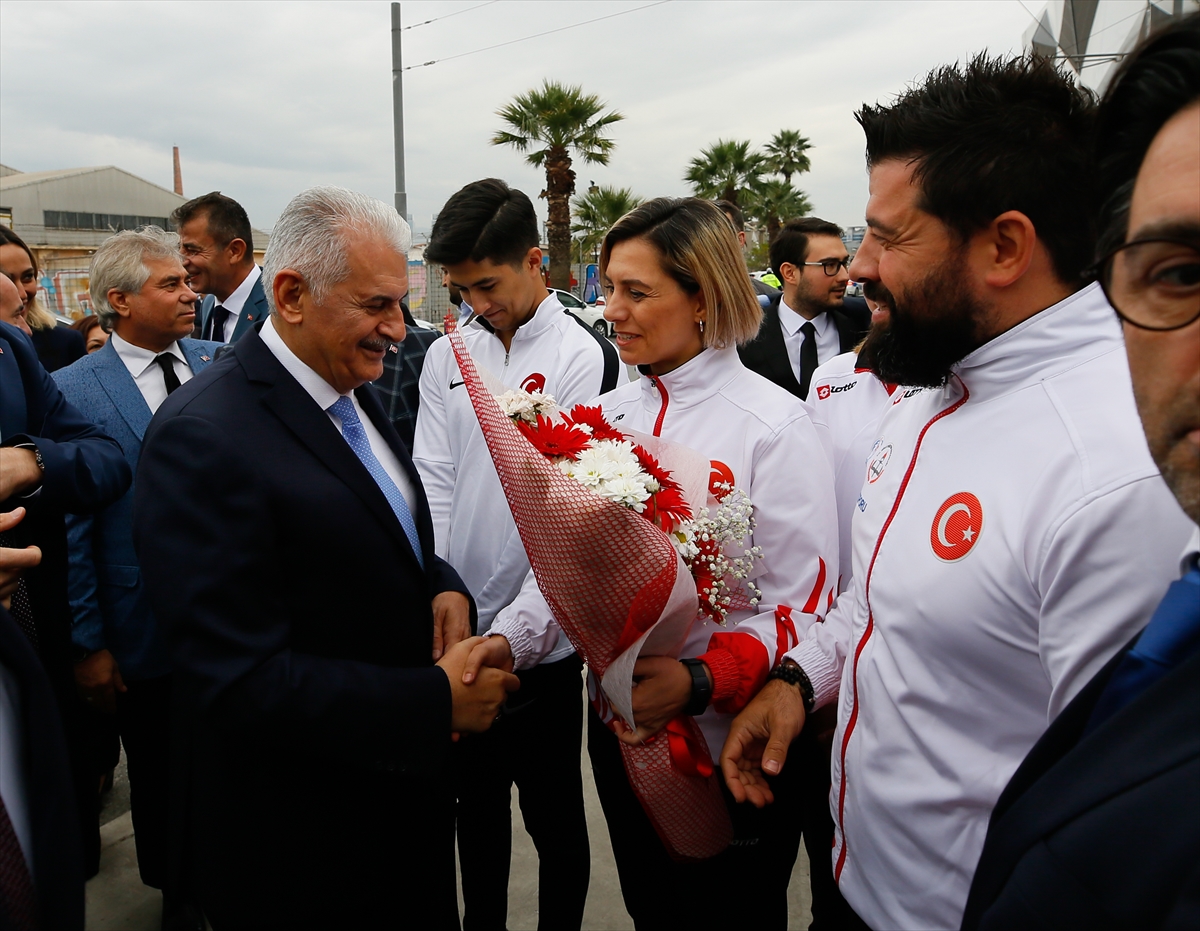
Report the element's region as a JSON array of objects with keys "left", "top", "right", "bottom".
[{"left": 328, "top": 396, "right": 424, "bottom": 569}]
